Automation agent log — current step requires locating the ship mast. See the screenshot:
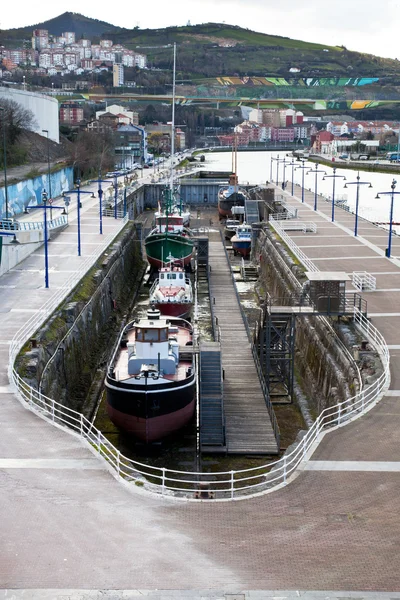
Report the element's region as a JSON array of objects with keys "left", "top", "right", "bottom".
[{"left": 170, "top": 42, "right": 176, "bottom": 195}]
